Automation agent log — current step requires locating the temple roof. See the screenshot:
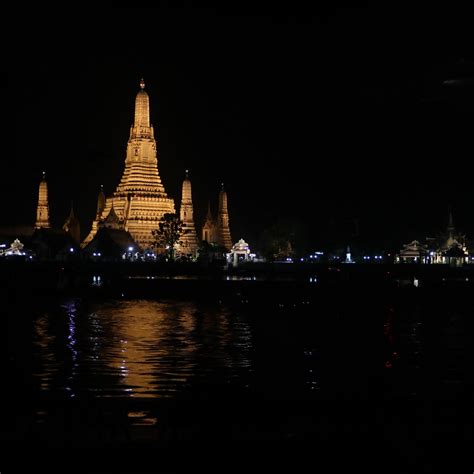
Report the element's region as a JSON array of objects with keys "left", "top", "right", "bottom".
[
  {"left": 231, "top": 238, "right": 250, "bottom": 252},
  {"left": 64, "top": 203, "right": 79, "bottom": 226},
  {"left": 218, "top": 187, "right": 228, "bottom": 213},
  {"left": 101, "top": 204, "right": 123, "bottom": 230},
  {"left": 83, "top": 227, "right": 139, "bottom": 257},
  {"left": 97, "top": 186, "right": 106, "bottom": 216},
  {"left": 442, "top": 244, "right": 467, "bottom": 257},
  {"left": 134, "top": 79, "right": 150, "bottom": 128},
  {"left": 399, "top": 240, "right": 428, "bottom": 257},
  {"left": 181, "top": 170, "right": 193, "bottom": 202}
]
